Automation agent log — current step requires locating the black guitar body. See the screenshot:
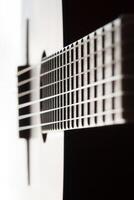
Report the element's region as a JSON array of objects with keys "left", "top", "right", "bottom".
[{"left": 63, "top": 1, "right": 134, "bottom": 199}]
